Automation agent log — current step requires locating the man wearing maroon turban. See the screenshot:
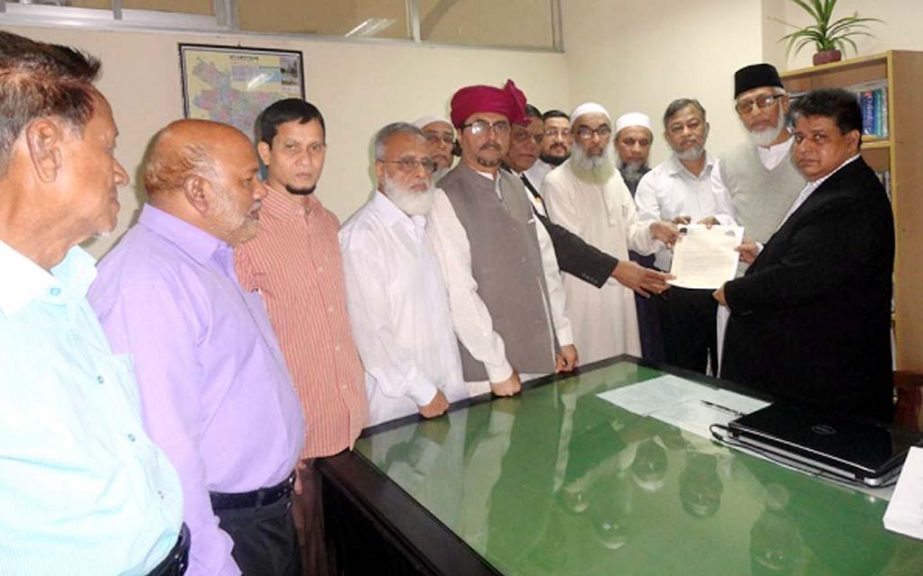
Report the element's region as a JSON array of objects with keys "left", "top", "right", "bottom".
[{"left": 427, "top": 80, "right": 578, "bottom": 396}]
